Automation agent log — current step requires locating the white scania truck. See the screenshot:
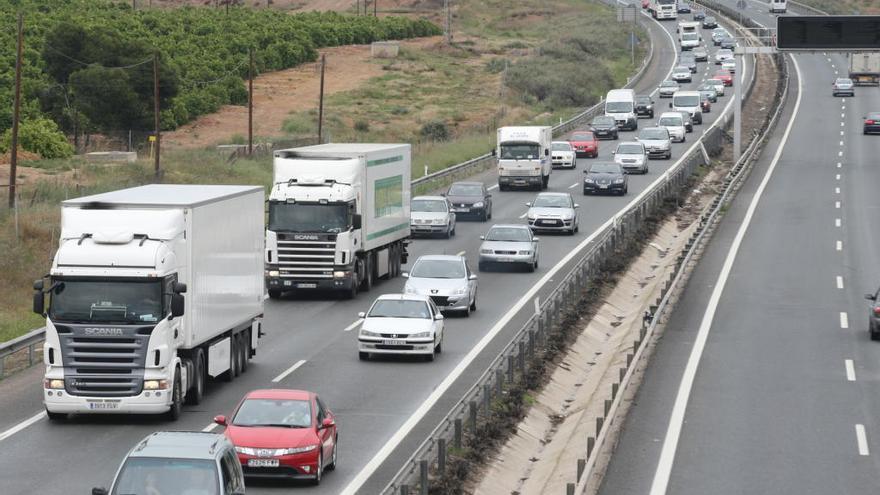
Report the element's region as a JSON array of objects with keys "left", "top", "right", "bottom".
[
  {"left": 264, "top": 143, "right": 411, "bottom": 299},
  {"left": 495, "top": 126, "right": 553, "bottom": 191},
  {"left": 35, "top": 185, "right": 265, "bottom": 420},
  {"left": 649, "top": 0, "right": 678, "bottom": 19}
]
